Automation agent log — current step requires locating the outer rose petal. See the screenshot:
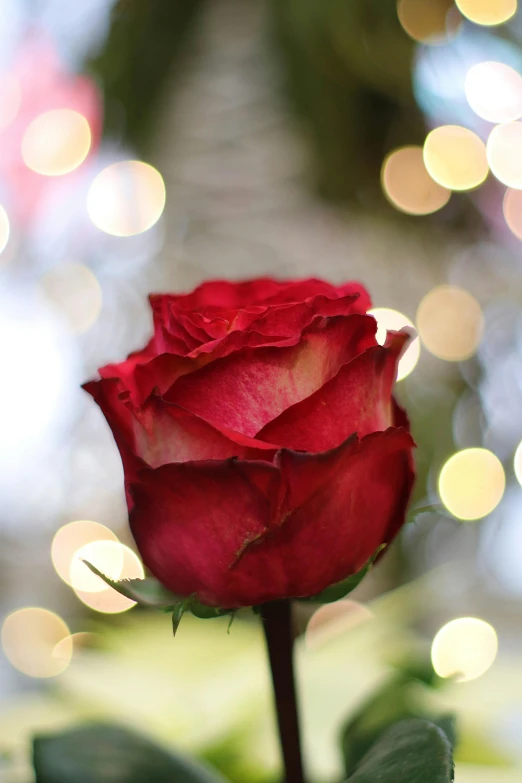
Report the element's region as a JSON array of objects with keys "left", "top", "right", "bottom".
[
  {"left": 258, "top": 332, "right": 409, "bottom": 451},
  {"left": 129, "top": 460, "right": 281, "bottom": 603},
  {"left": 84, "top": 379, "right": 275, "bottom": 468},
  {"left": 166, "top": 314, "right": 377, "bottom": 437},
  {"left": 128, "top": 428, "right": 414, "bottom": 607},
  {"left": 132, "top": 396, "right": 277, "bottom": 467}
]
